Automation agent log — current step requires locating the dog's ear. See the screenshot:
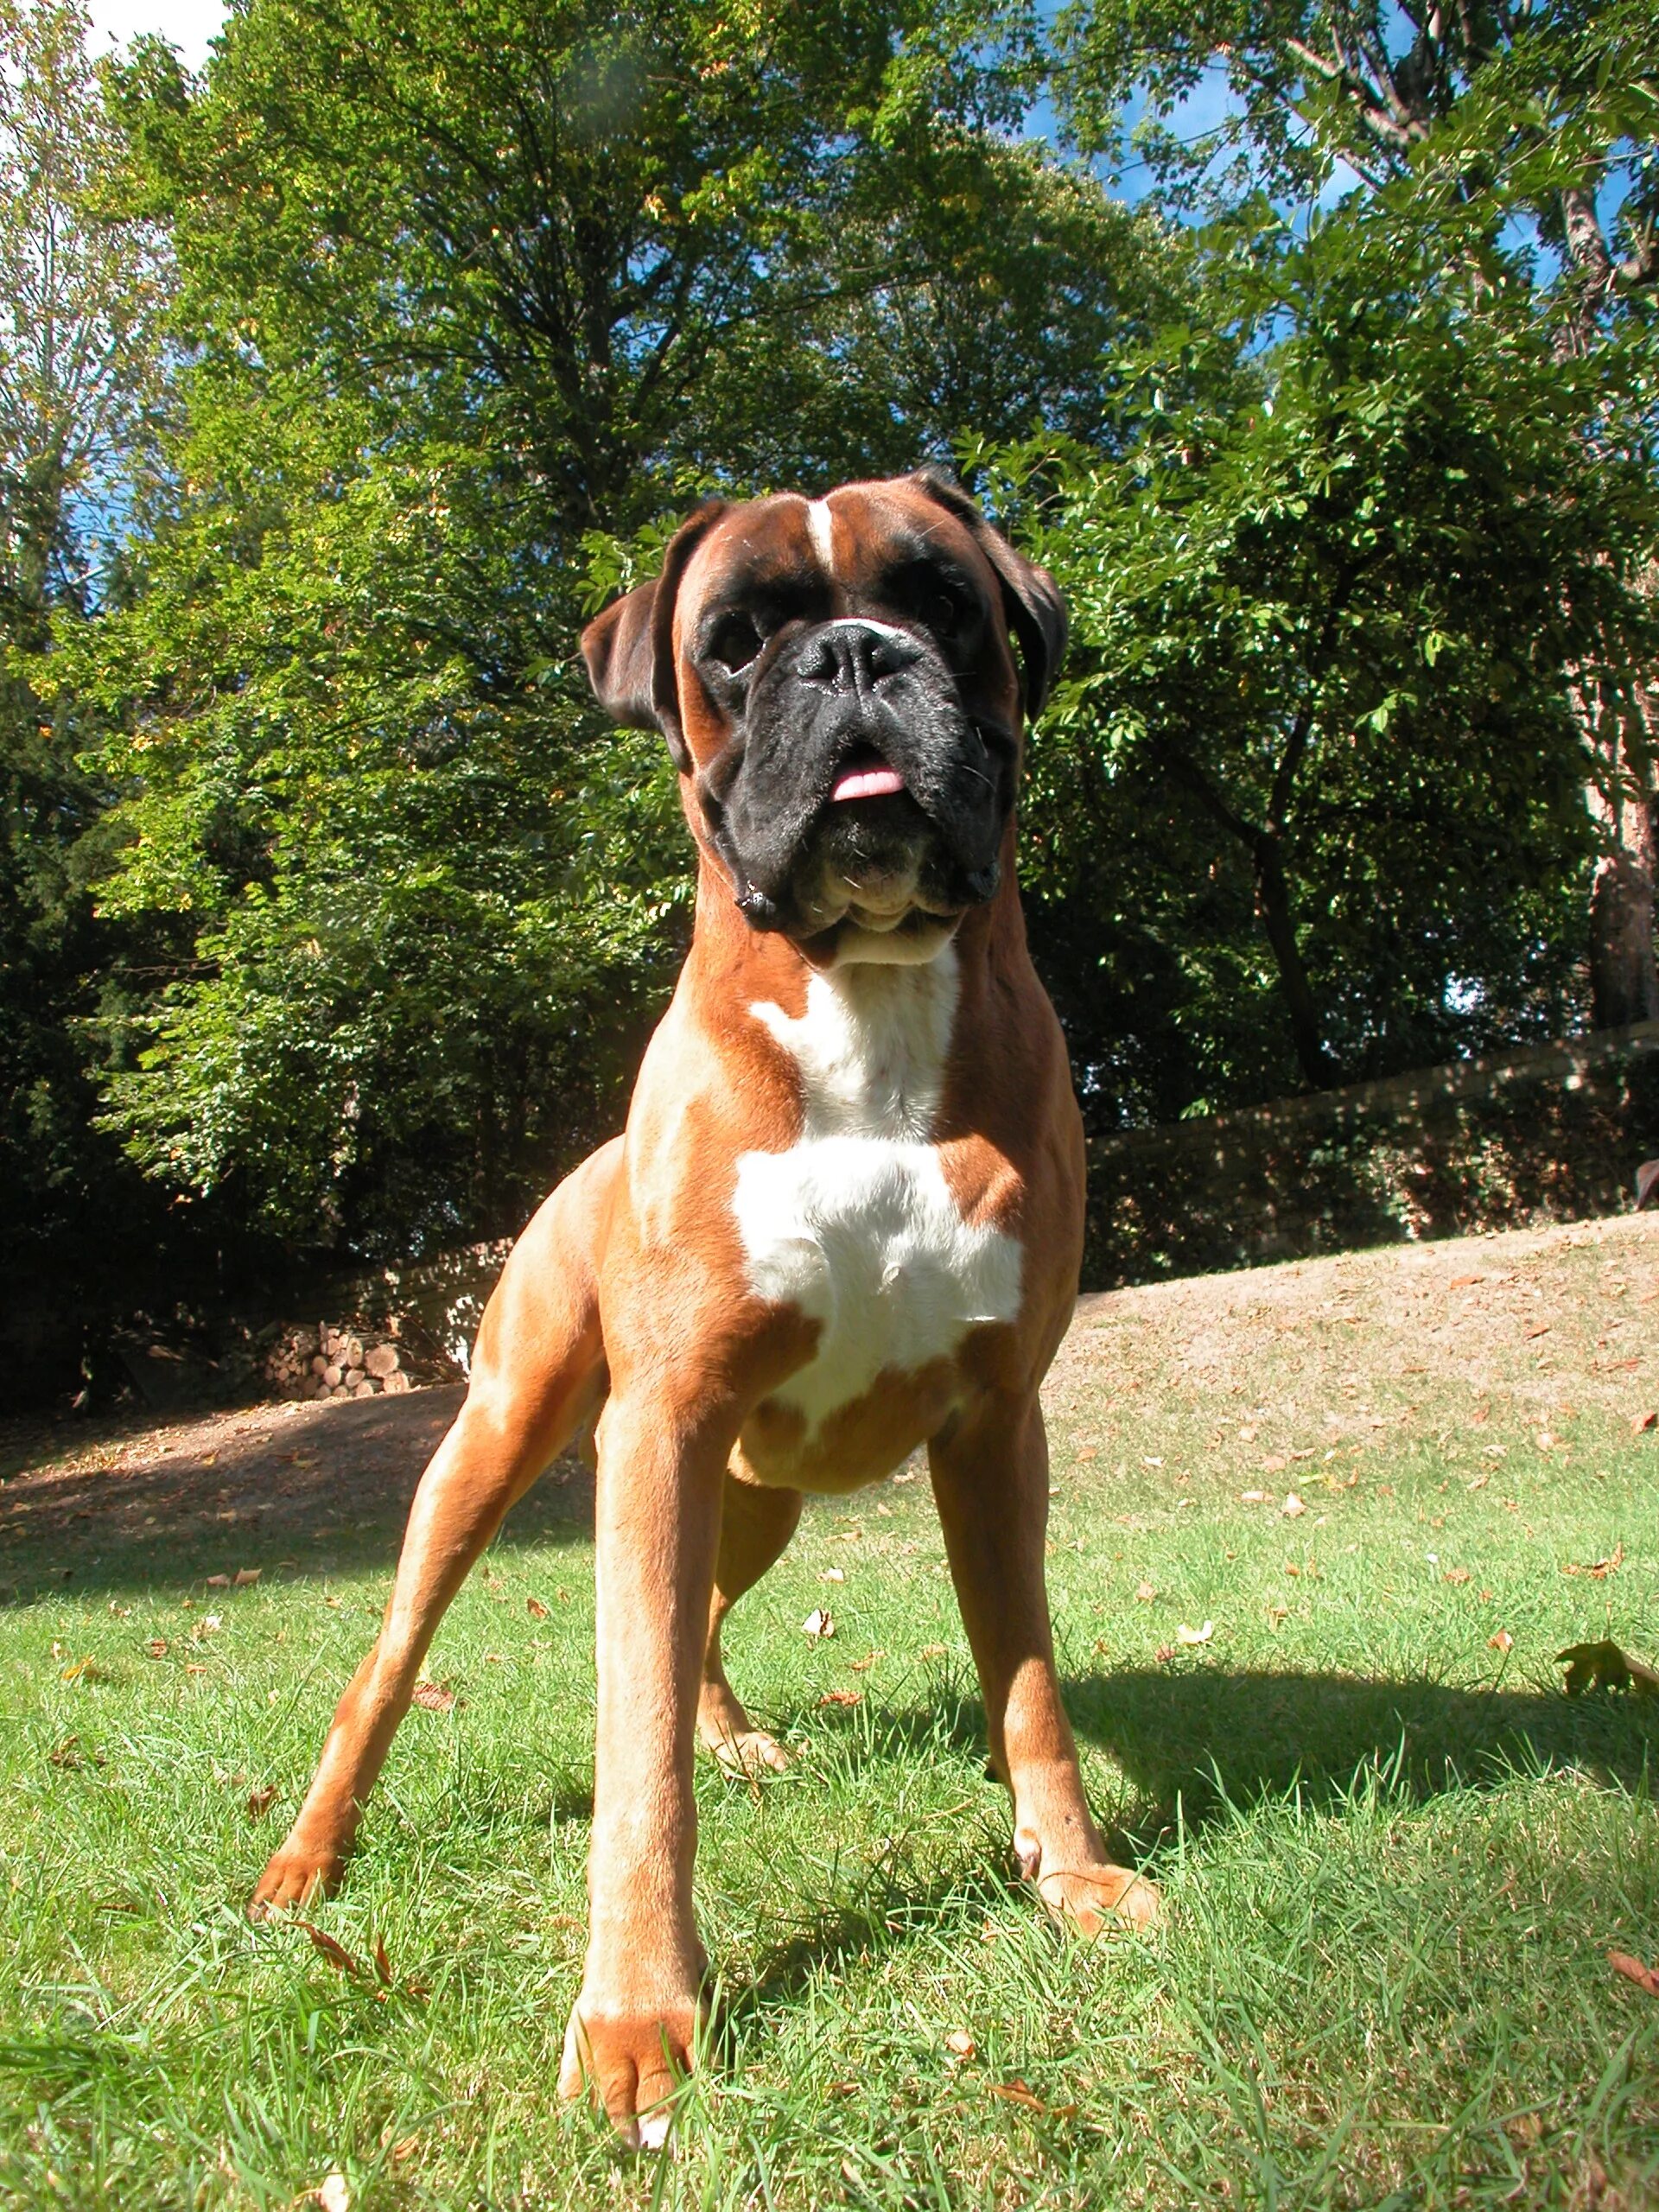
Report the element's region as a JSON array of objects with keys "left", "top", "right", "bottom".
[
  {"left": 909, "top": 466, "right": 1066, "bottom": 717},
  {"left": 580, "top": 500, "right": 728, "bottom": 770}
]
